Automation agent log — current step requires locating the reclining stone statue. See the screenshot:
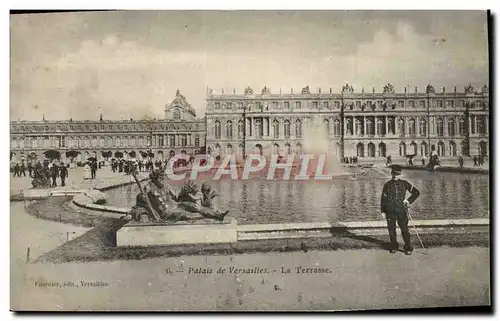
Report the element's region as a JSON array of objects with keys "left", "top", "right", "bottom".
[{"left": 127, "top": 170, "right": 229, "bottom": 223}]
